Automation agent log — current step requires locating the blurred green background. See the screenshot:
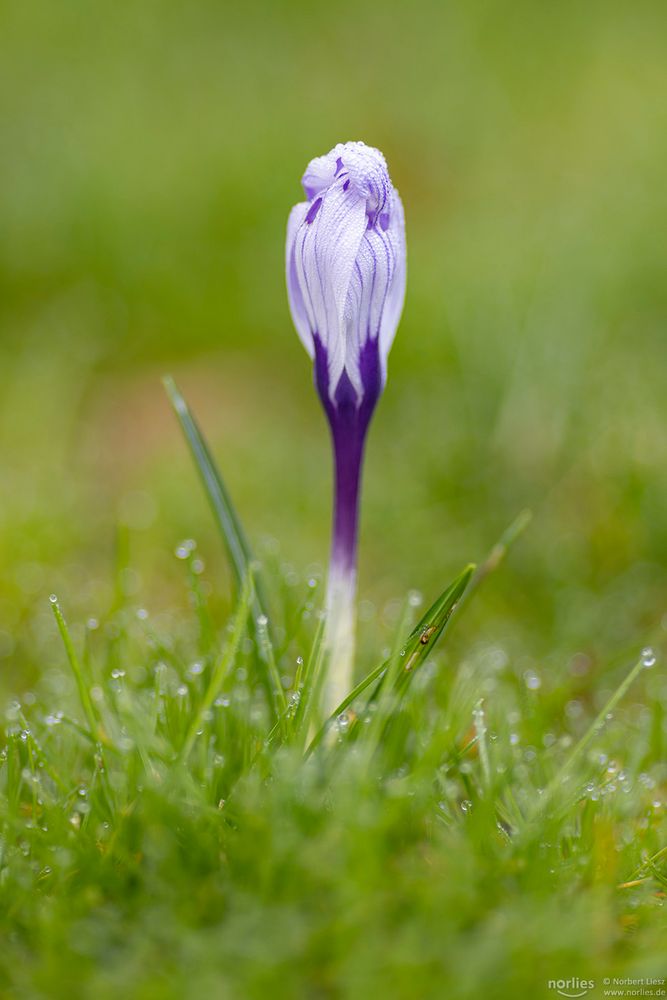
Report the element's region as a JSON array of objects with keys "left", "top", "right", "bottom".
[{"left": 1, "top": 0, "right": 665, "bottom": 693}]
